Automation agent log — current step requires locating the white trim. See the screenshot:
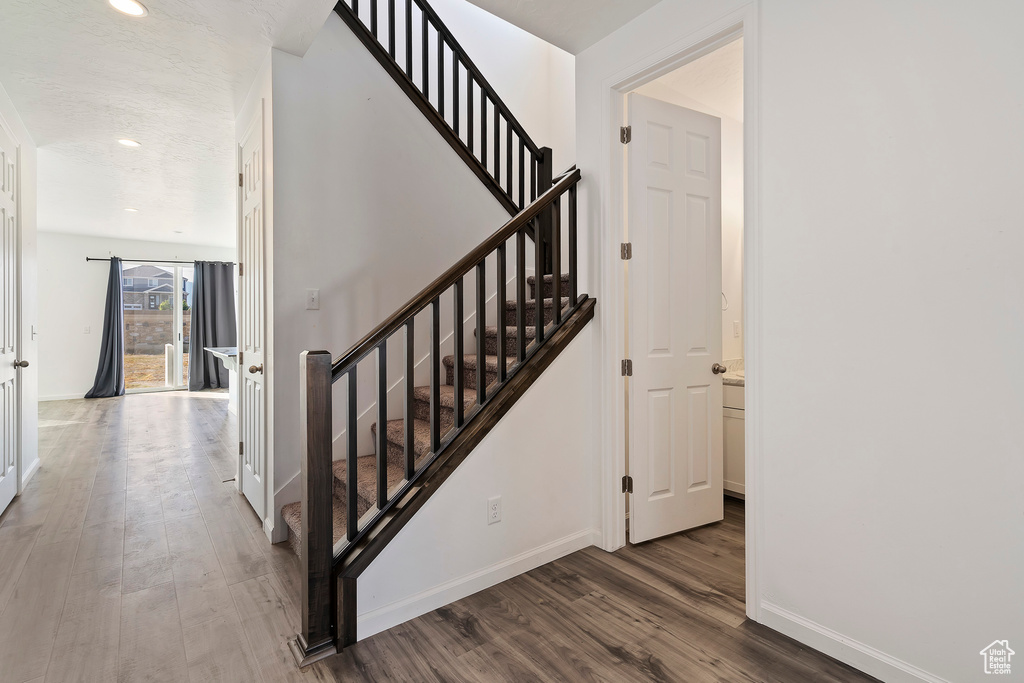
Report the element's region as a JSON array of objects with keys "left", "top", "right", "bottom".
[
  {"left": 40, "top": 393, "right": 90, "bottom": 402},
  {"left": 760, "top": 601, "right": 950, "bottom": 683},
  {"left": 20, "top": 455, "right": 39, "bottom": 487},
  {"left": 357, "top": 528, "right": 599, "bottom": 639},
  {"left": 596, "top": 1, "right": 762, "bottom": 621}
]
